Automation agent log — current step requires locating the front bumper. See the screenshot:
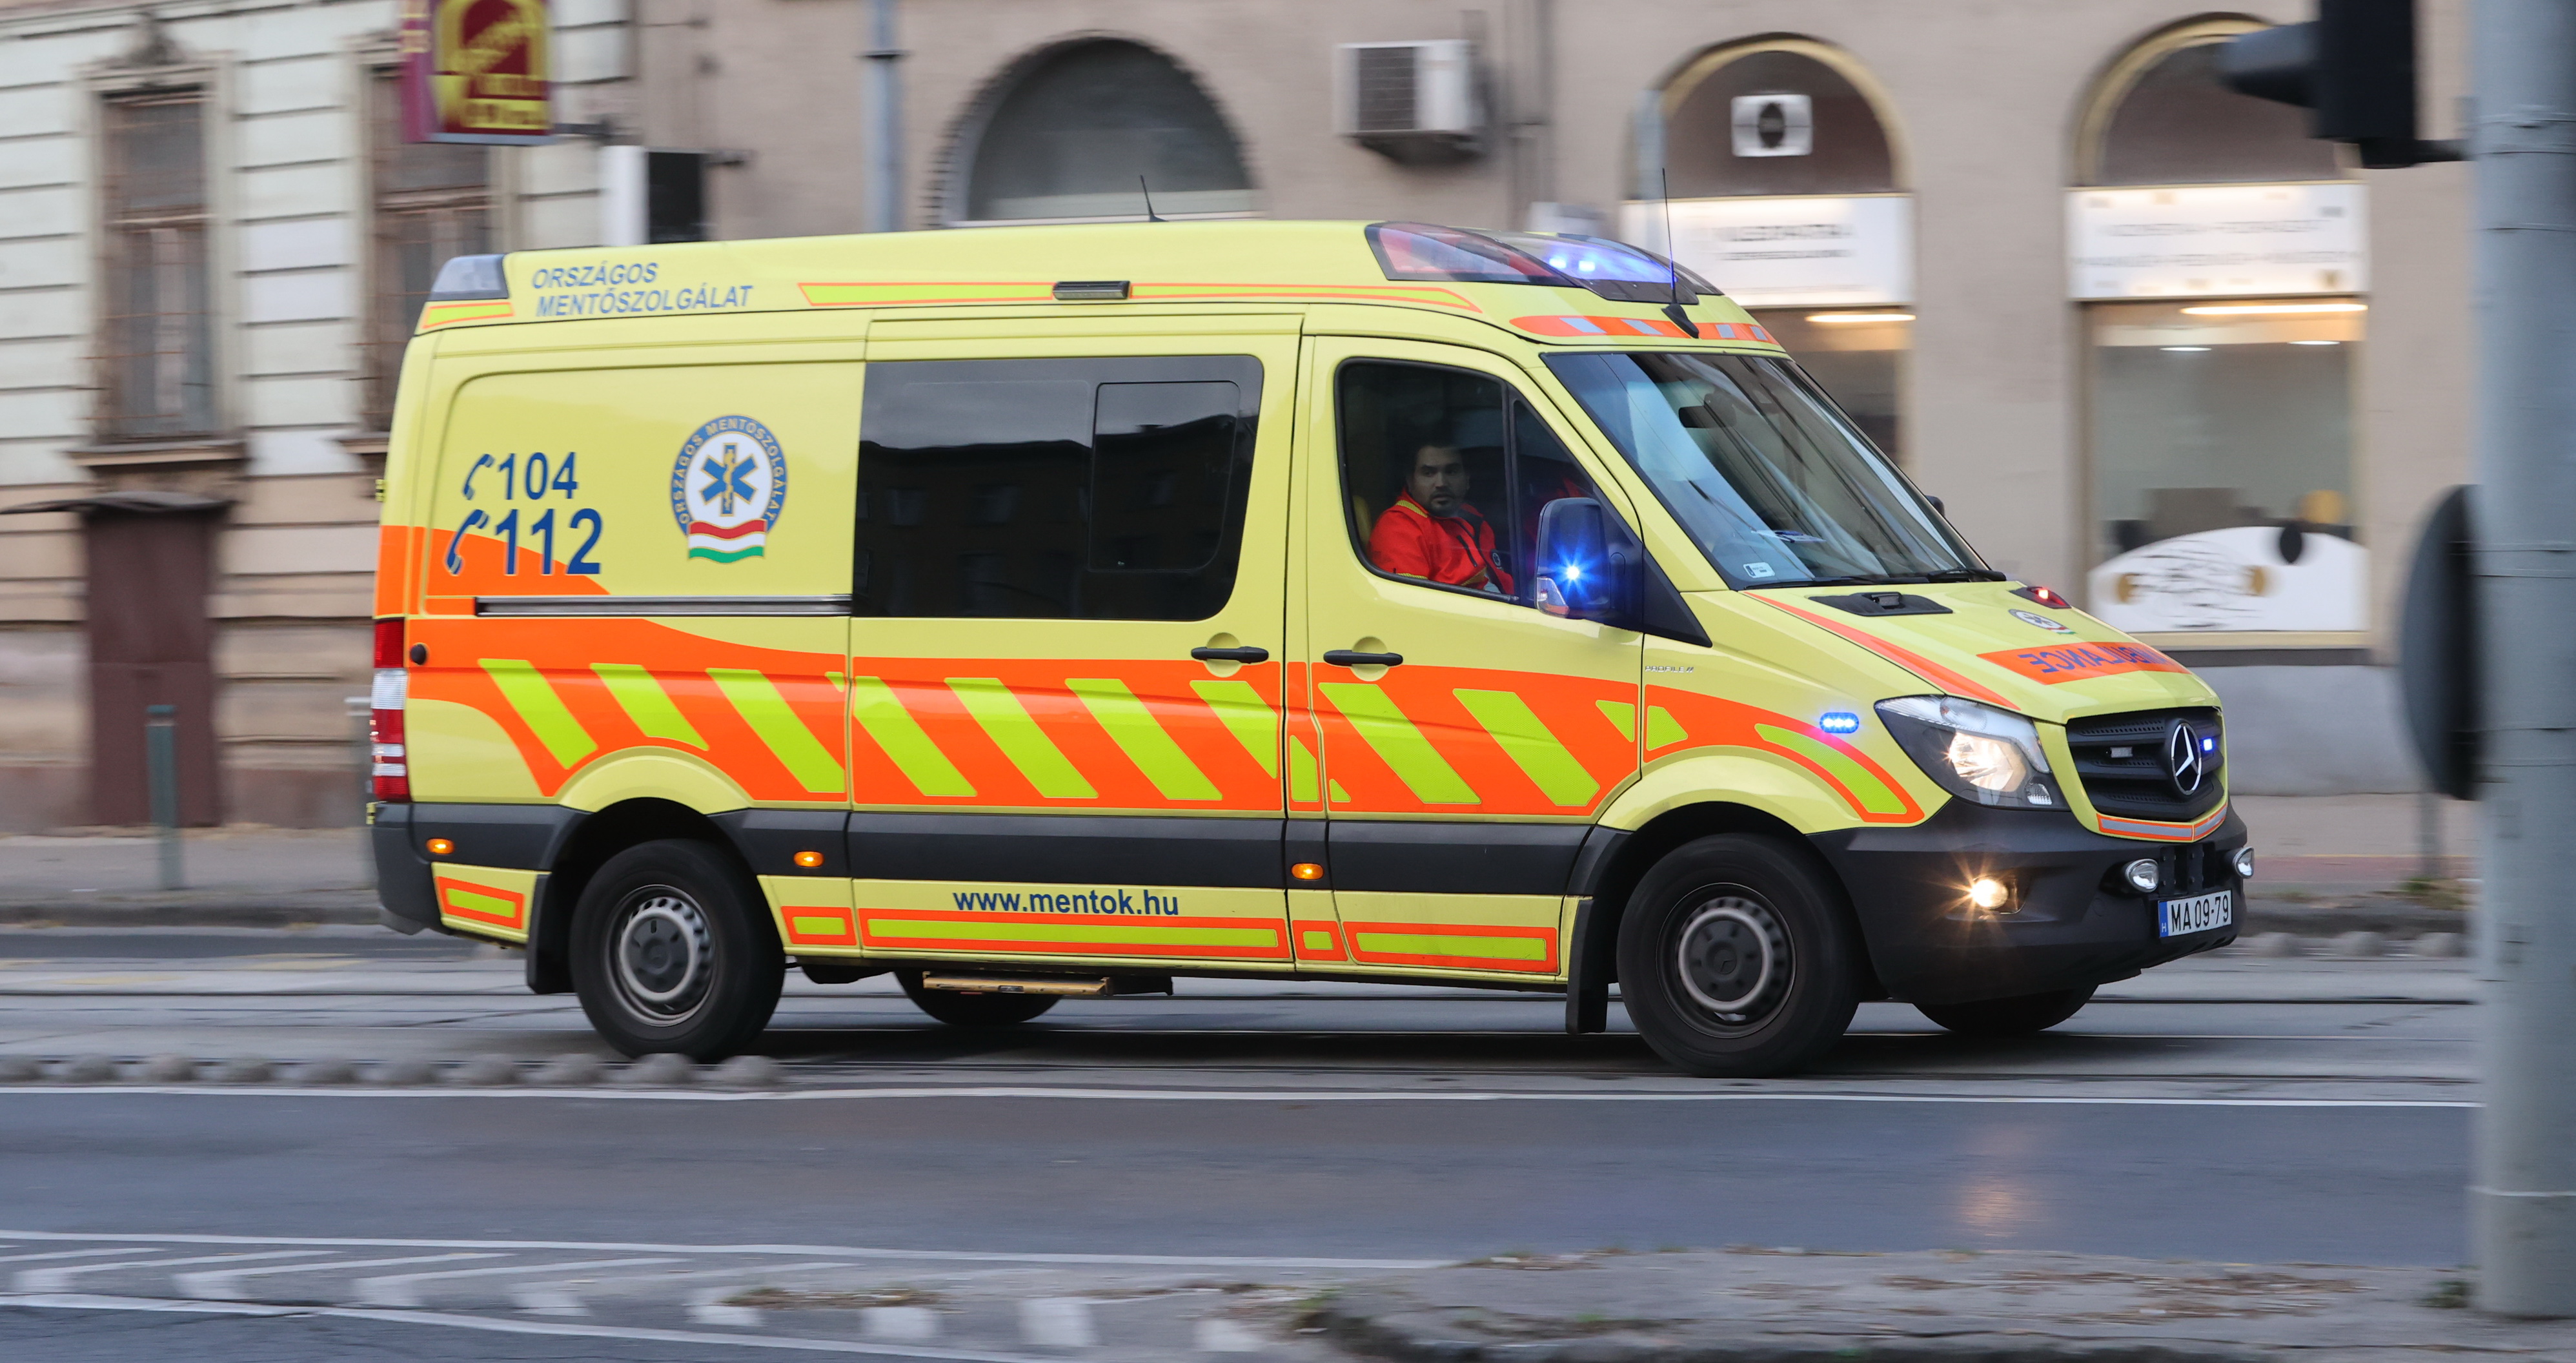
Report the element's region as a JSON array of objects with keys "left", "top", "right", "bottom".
[{"left": 1812, "top": 799, "right": 2246, "bottom": 1005}]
